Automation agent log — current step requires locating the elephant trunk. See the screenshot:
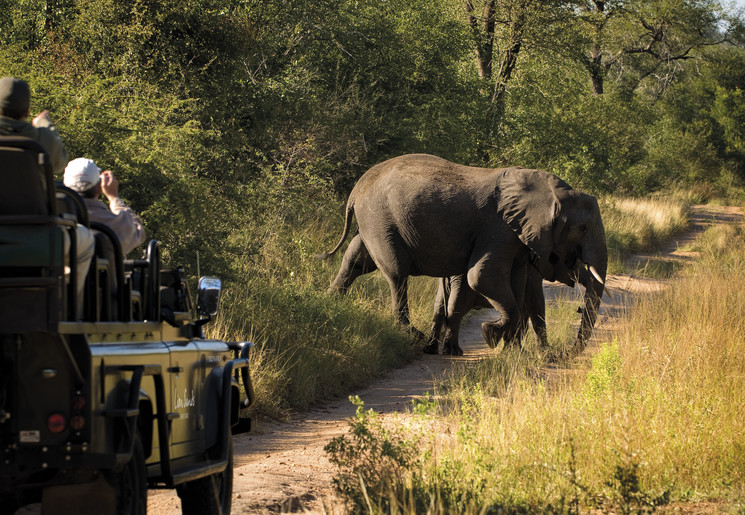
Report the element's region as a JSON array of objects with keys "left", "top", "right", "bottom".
[{"left": 576, "top": 238, "right": 607, "bottom": 348}]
